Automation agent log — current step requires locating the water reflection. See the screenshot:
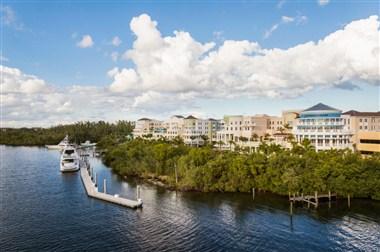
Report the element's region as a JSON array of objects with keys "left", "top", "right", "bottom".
[{"left": 1, "top": 145, "right": 379, "bottom": 252}]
